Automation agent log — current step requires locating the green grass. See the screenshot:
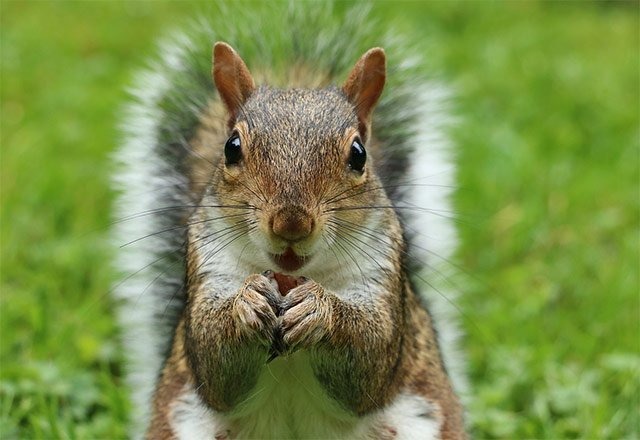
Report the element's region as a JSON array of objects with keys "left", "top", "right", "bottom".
[{"left": 1, "top": 1, "right": 638, "bottom": 438}]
